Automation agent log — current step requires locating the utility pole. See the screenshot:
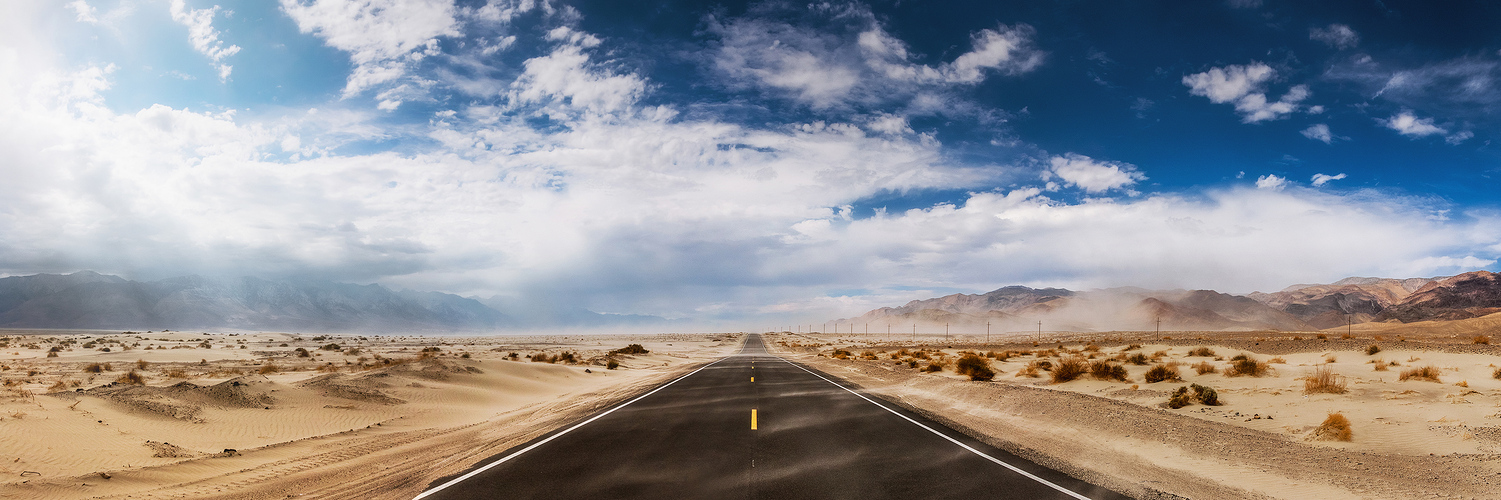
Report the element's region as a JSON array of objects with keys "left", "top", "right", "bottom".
[
  {"left": 886, "top": 323, "right": 891, "bottom": 341},
  {"left": 912, "top": 323, "right": 916, "bottom": 343},
  {"left": 1156, "top": 316, "right": 1161, "bottom": 338},
  {"left": 945, "top": 322, "right": 950, "bottom": 343},
  {"left": 986, "top": 321, "right": 991, "bottom": 346}
]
